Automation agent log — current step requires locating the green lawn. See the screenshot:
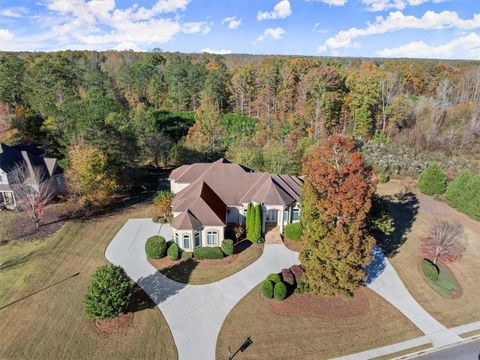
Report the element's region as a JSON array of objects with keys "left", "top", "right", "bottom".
[
  {"left": 422, "top": 261, "right": 462, "bottom": 299},
  {"left": 151, "top": 243, "right": 263, "bottom": 285},
  {"left": 0, "top": 201, "right": 177, "bottom": 360}
]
